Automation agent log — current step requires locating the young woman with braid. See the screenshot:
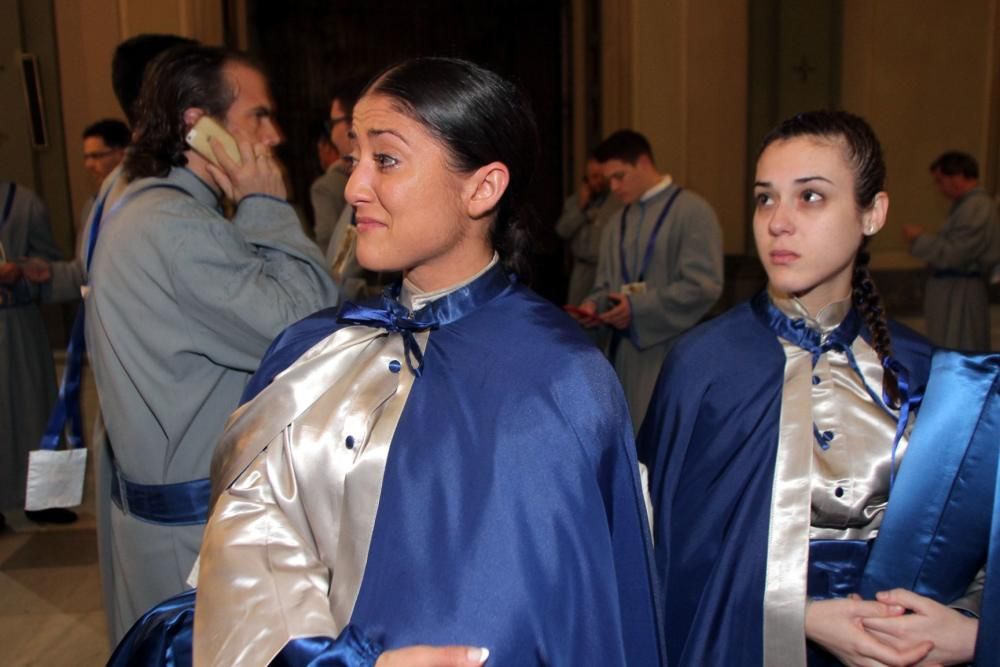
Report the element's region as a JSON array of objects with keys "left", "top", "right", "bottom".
[{"left": 639, "top": 111, "right": 990, "bottom": 666}]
